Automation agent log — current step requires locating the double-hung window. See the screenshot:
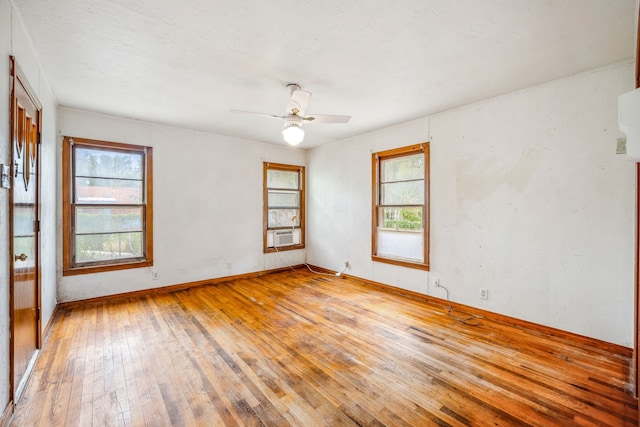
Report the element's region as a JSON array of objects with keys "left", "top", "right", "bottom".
[
  {"left": 372, "top": 143, "right": 429, "bottom": 270},
  {"left": 263, "top": 162, "right": 305, "bottom": 252},
  {"left": 62, "top": 137, "right": 153, "bottom": 275}
]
